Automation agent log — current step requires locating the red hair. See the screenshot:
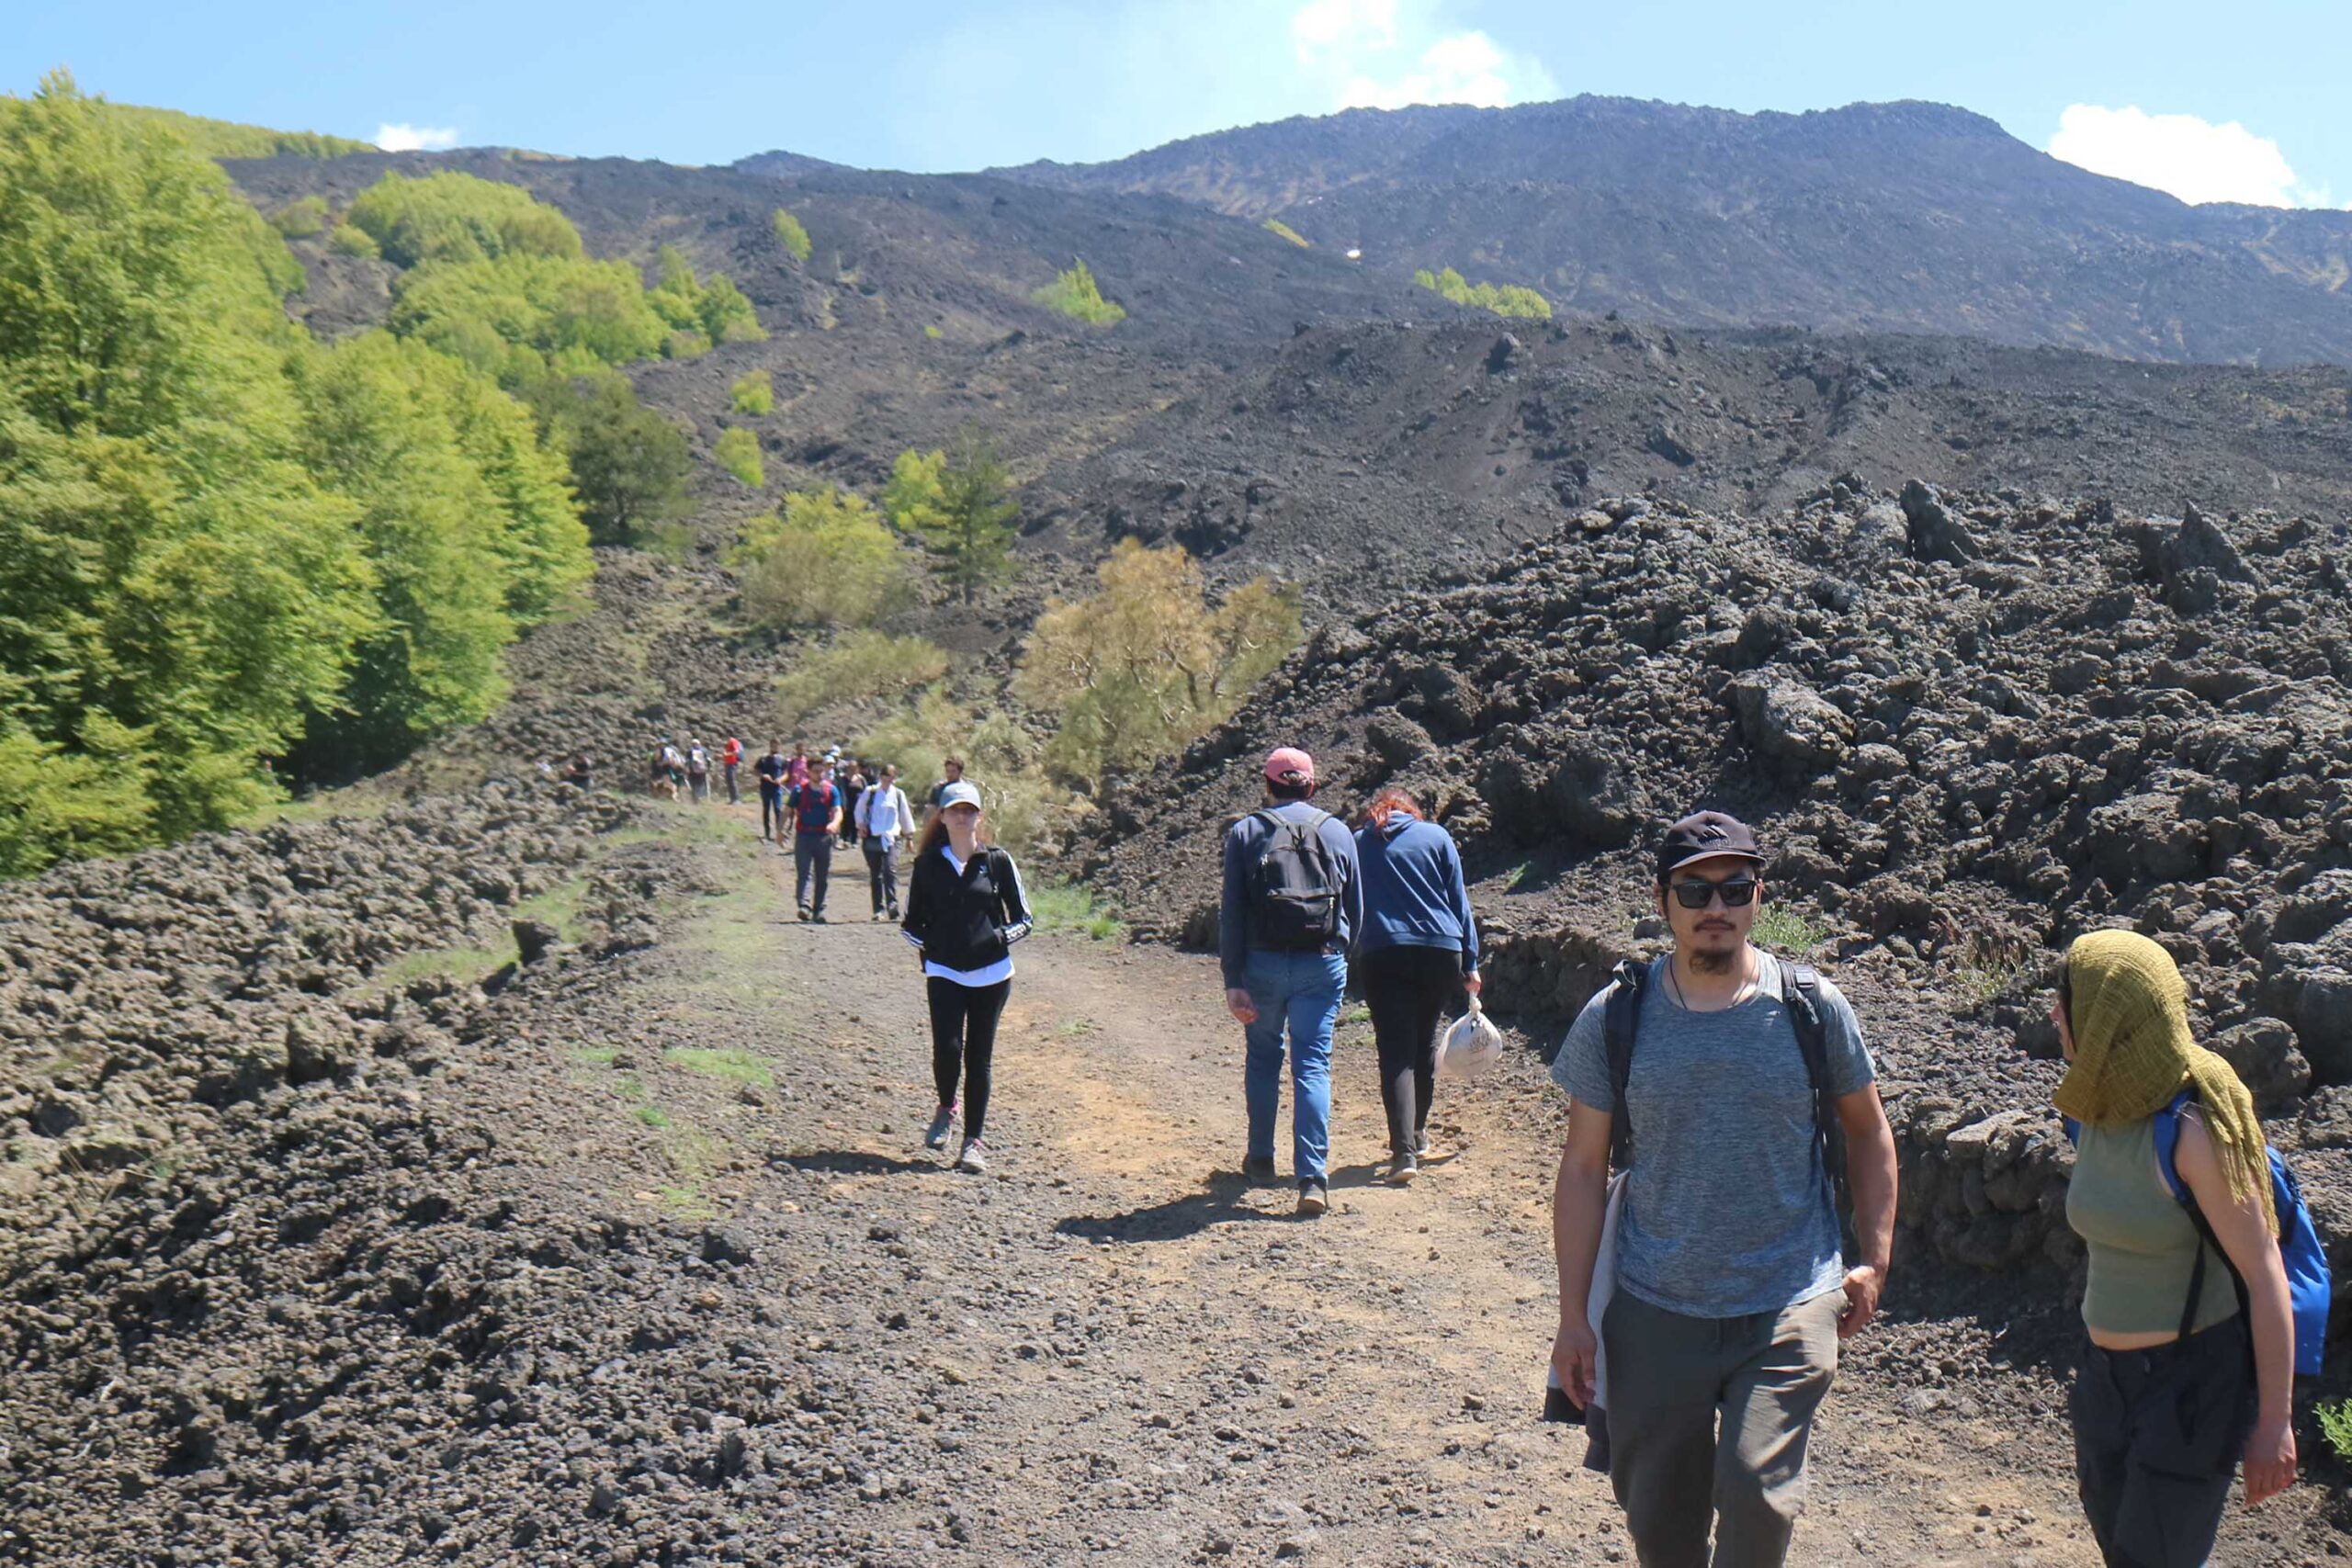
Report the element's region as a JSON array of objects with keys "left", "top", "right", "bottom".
[{"left": 1361, "top": 786, "right": 1425, "bottom": 829}]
